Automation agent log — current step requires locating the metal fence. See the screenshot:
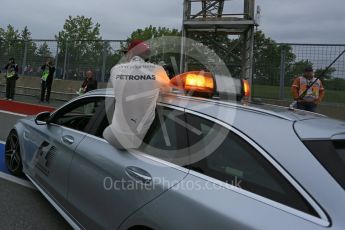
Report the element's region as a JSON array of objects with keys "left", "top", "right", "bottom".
[
  {"left": 1, "top": 39, "right": 344, "bottom": 101},
  {"left": 0, "top": 39, "right": 125, "bottom": 82},
  {"left": 252, "top": 43, "right": 345, "bottom": 101}
]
